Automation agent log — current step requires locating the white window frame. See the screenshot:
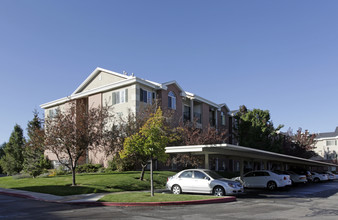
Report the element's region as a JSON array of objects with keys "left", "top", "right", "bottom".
[{"left": 112, "top": 89, "right": 128, "bottom": 106}]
